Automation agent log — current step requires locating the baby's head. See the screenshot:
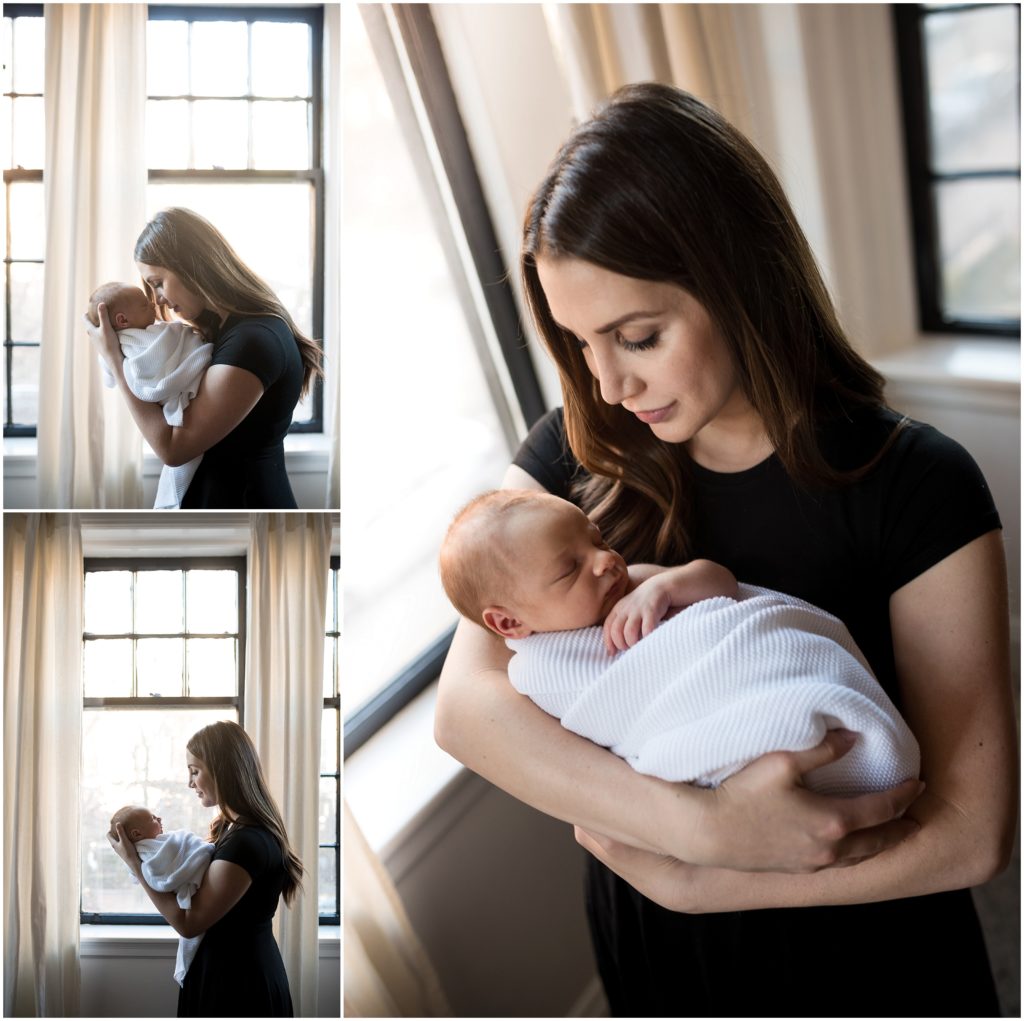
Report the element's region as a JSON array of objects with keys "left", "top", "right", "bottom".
[
  {"left": 87, "top": 282, "right": 156, "bottom": 330},
  {"left": 109, "top": 805, "right": 163, "bottom": 842},
  {"left": 439, "top": 490, "right": 628, "bottom": 639}
]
